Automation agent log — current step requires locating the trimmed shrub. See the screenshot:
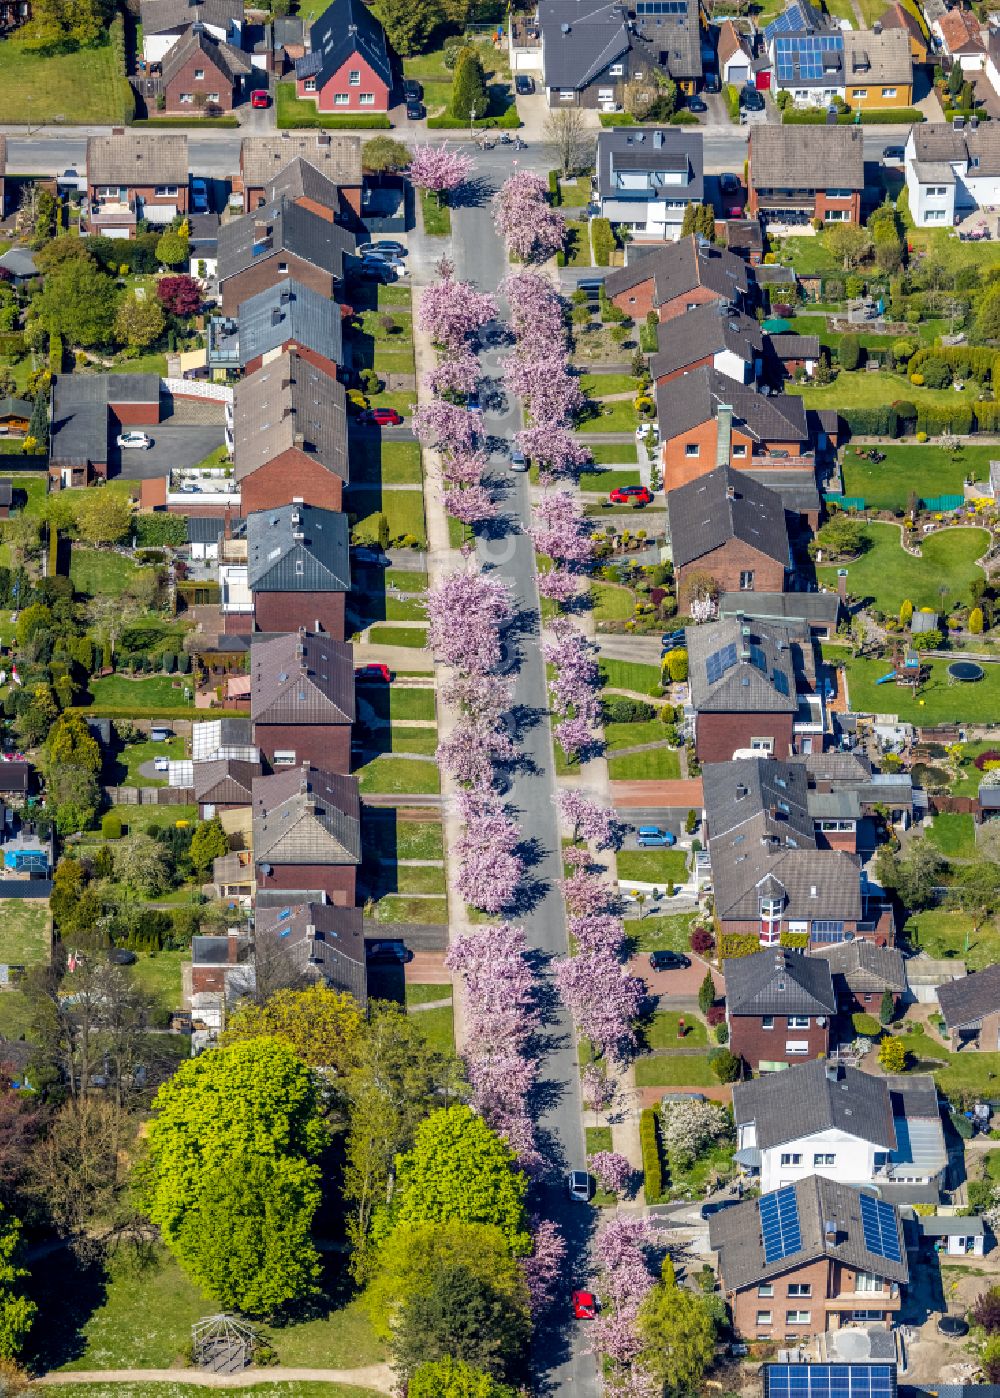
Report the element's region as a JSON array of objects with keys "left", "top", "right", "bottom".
[
  {"left": 640, "top": 1107, "right": 664, "bottom": 1203},
  {"left": 706, "top": 1005, "right": 726, "bottom": 1027},
  {"left": 719, "top": 933, "right": 761, "bottom": 959},
  {"left": 591, "top": 218, "right": 615, "bottom": 267},
  {"left": 779, "top": 931, "right": 809, "bottom": 950},
  {"left": 548, "top": 170, "right": 561, "bottom": 205},
  {"left": 852, "top": 1011, "right": 881, "bottom": 1037},
  {"left": 690, "top": 927, "right": 714, "bottom": 955},
  {"left": 102, "top": 813, "right": 122, "bottom": 840}
]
